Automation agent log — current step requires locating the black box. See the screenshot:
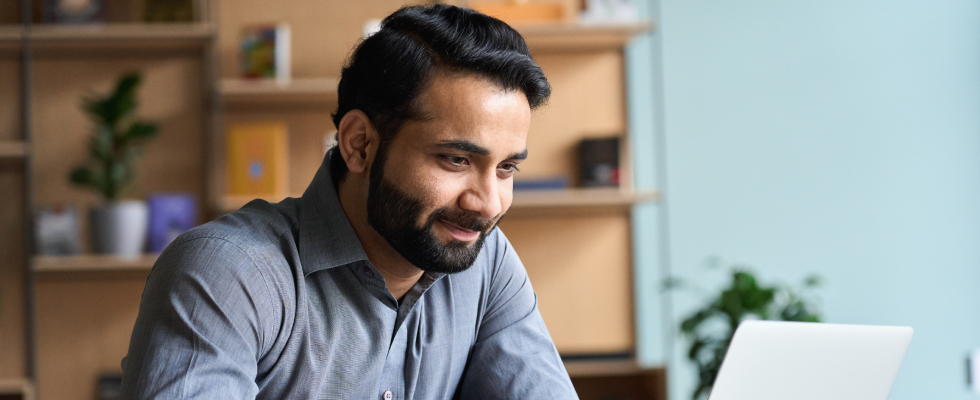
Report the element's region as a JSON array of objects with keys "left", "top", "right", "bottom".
[{"left": 579, "top": 137, "right": 620, "bottom": 187}]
